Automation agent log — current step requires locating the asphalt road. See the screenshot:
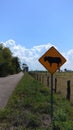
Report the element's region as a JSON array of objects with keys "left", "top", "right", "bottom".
[{"left": 0, "top": 72, "right": 24, "bottom": 109}]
